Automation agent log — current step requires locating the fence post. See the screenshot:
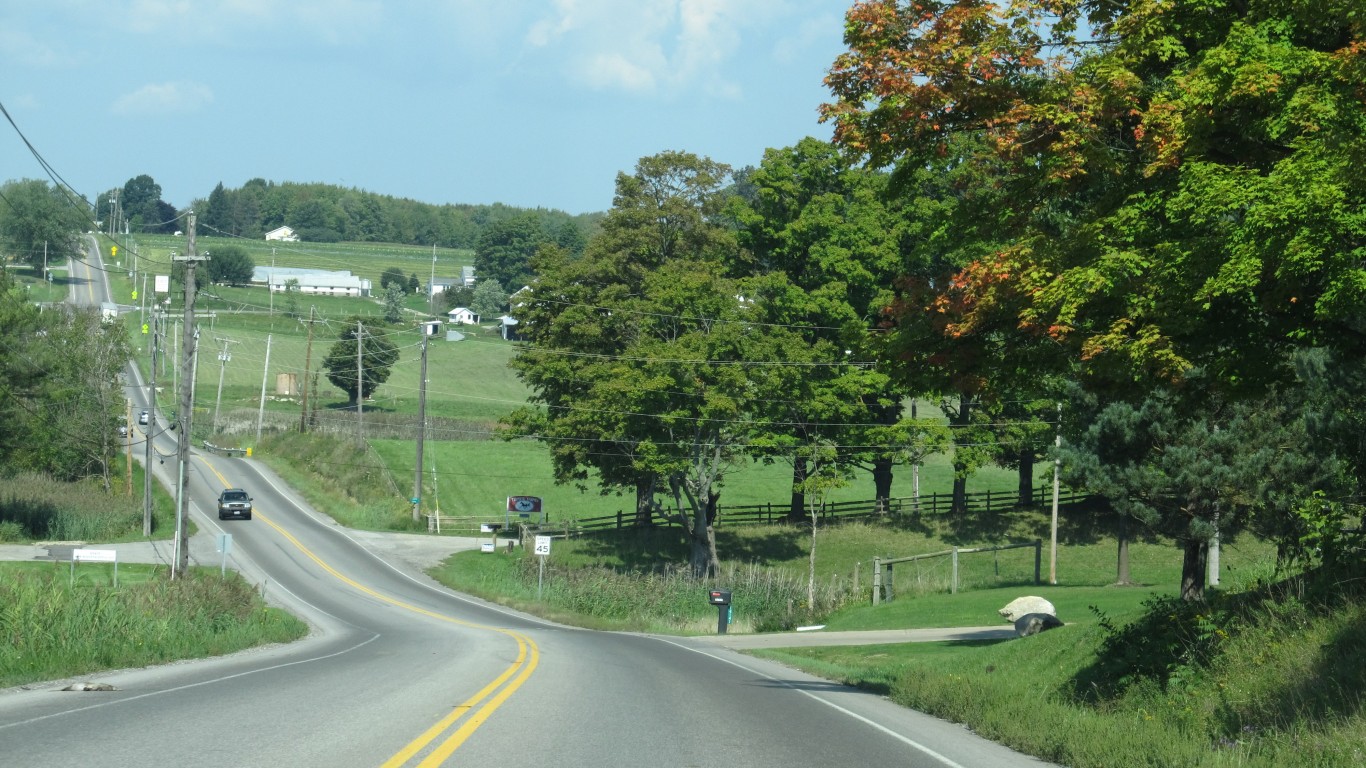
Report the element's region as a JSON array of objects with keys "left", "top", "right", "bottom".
[
  {"left": 853, "top": 561, "right": 860, "bottom": 596},
  {"left": 1034, "top": 539, "right": 1042, "bottom": 584},
  {"left": 886, "top": 563, "right": 894, "bottom": 602},
  {"left": 872, "top": 557, "right": 882, "bottom": 605},
  {"left": 951, "top": 547, "right": 959, "bottom": 594}
]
